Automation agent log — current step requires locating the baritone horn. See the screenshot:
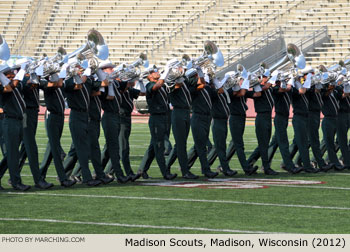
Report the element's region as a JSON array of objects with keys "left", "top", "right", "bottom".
[
  {"left": 67, "top": 29, "right": 109, "bottom": 70},
  {"left": 193, "top": 41, "right": 224, "bottom": 79}
]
